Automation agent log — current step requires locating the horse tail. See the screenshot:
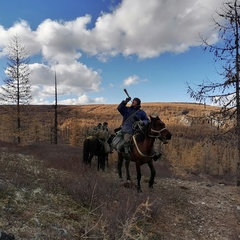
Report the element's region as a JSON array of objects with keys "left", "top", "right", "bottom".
[{"left": 83, "top": 138, "right": 90, "bottom": 164}]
